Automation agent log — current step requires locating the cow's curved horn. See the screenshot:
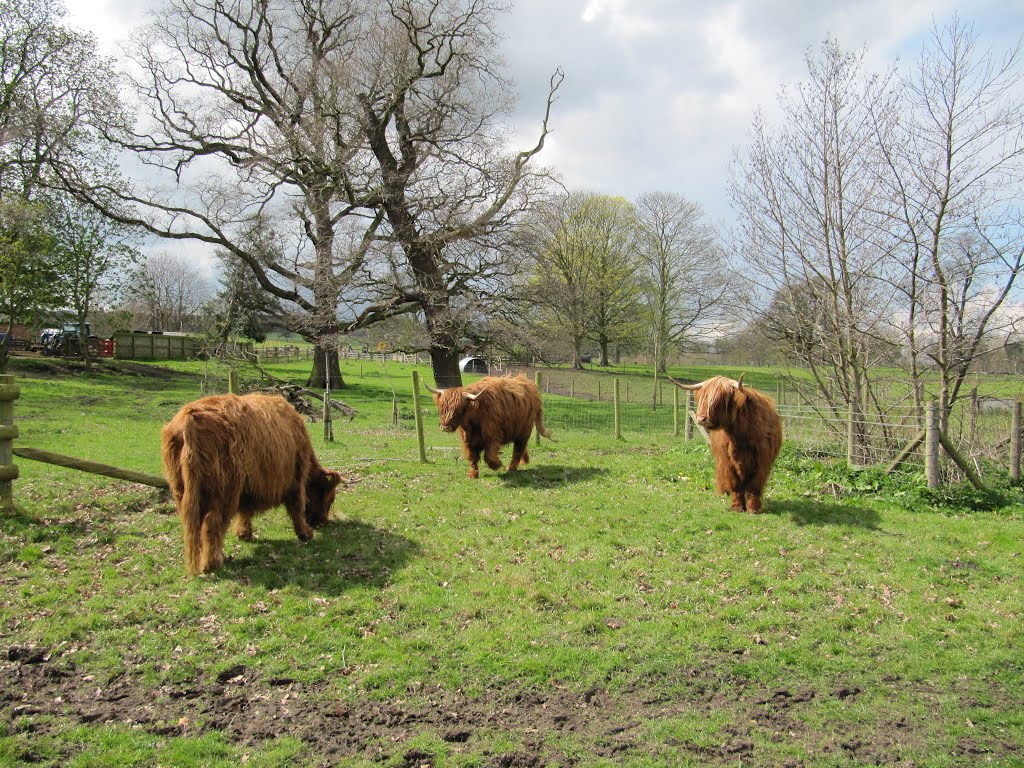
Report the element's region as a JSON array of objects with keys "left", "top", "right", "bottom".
[
  {"left": 425, "top": 384, "right": 444, "bottom": 395},
  {"left": 463, "top": 388, "right": 485, "bottom": 401},
  {"left": 734, "top": 372, "right": 745, "bottom": 389},
  {"left": 666, "top": 375, "right": 705, "bottom": 391}
]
